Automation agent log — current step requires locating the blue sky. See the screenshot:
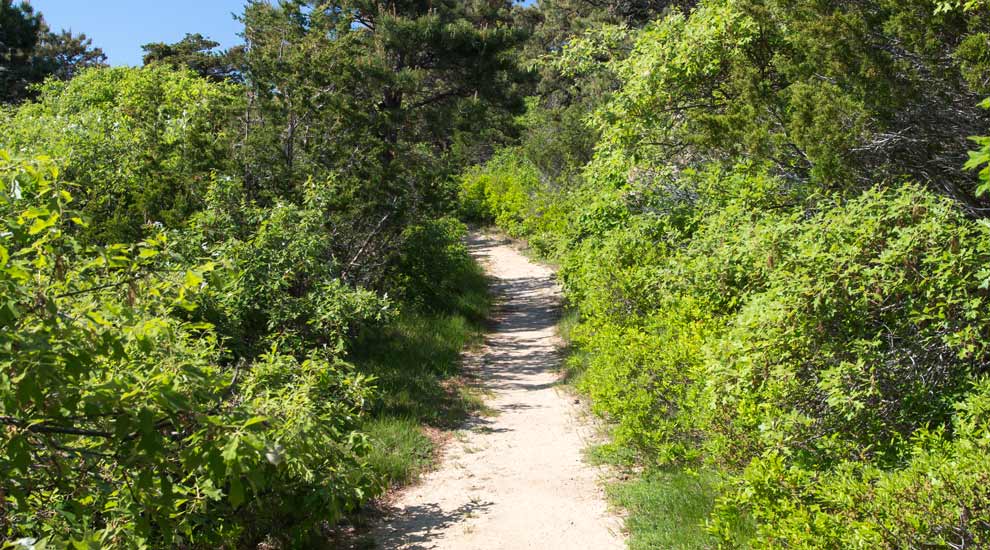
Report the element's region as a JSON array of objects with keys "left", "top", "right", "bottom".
[{"left": 26, "top": 0, "right": 248, "bottom": 66}]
